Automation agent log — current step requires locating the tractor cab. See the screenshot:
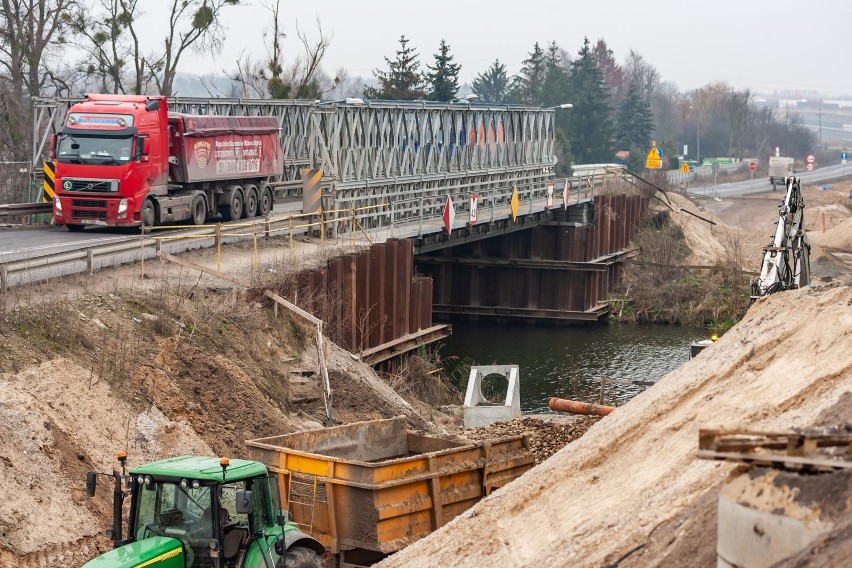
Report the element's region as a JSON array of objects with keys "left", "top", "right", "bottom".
[{"left": 83, "top": 455, "right": 324, "bottom": 568}]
